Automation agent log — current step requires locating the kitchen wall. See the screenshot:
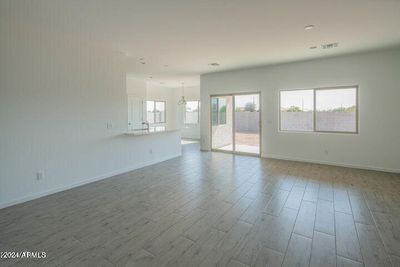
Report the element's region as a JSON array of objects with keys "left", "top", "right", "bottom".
[
  {"left": 0, "top": 2, "right": 181, "bottom": 208},
  {"left": 200, "top": 48, "right": 400, "bottom": 172}
]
